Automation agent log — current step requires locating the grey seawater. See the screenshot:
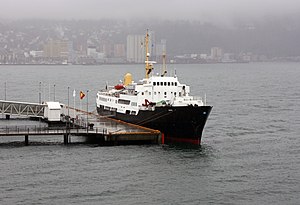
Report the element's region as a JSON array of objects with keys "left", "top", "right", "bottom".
[{"left": 0, "top": 63, "right": 299, "bottom": 204}]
